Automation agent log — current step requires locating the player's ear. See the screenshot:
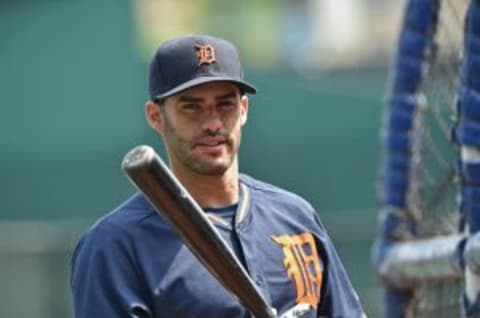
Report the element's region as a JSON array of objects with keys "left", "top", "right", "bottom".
[
  {"left": 240, "top": 95, "right": 249, "bottom": 126},
  {"left": 145, "top": 100, "right": 165, "bottom": 134}
]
